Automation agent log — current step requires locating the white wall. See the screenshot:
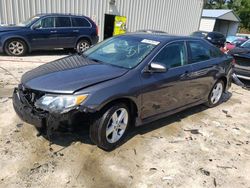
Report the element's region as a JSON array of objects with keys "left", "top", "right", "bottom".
[
  {"left": 0, "top": 0, "right": 204, "bottom": 41},
  {"left": 199, "top": 18, "right": 215, "bottom": 32}
]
